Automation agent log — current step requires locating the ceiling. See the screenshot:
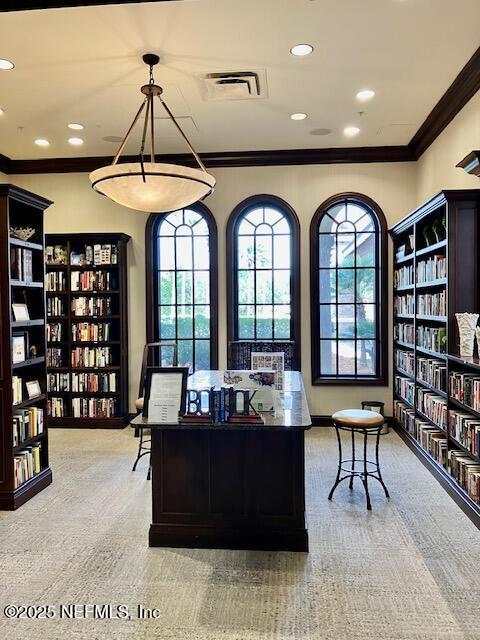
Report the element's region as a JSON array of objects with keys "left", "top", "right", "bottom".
[{"left": 0, "top": 0, "right": 479, "bottom": 160}]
